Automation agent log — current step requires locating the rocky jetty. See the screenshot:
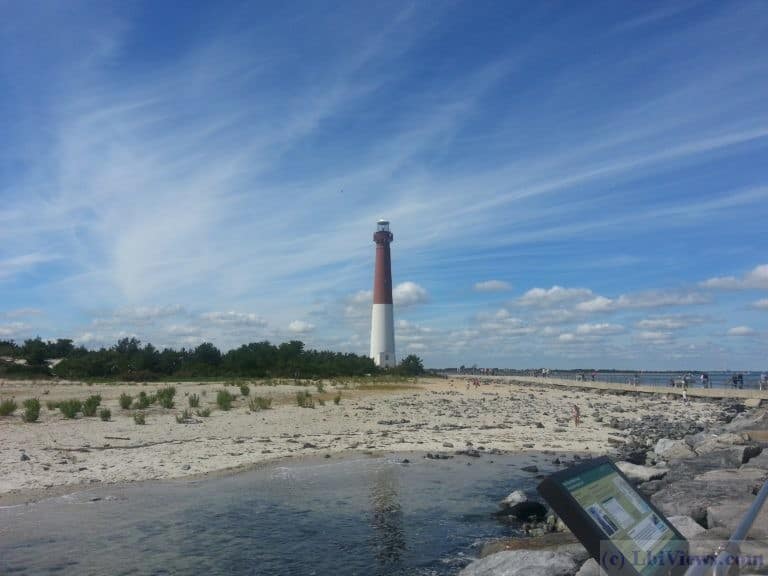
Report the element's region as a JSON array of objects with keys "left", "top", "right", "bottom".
[{"left": 461, "top": 402, "right": 768, "bottom": 576}]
